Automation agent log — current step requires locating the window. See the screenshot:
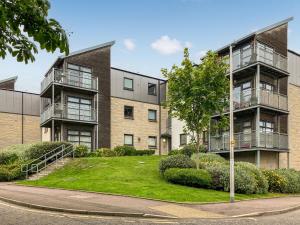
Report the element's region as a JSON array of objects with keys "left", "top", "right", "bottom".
[
  {"left": 124, "top": 134, "right": 134, "bottom": 146},
  {"left": 124, "top": 106, "right": 134, "bottom": 119},
  {"left": 68, "top": 130, "right": 92, "bottom": 149},
  {"left": 67, "top": 96, "right": 92, "bottom": 121},
  {"left": 148, "top": 136, "right": 157, "bottom": 149},
  {"left": 260, "top": 121, "right": 274, "bottom": 133},
  {"left": 67, "top": 64, "right": 93, "bottom": 89},
  {"left": 180, "top": 134, "right": 187, "bottom": 146},
  {"left": 124, "top": 77, "right": 133, "bottom": 91},
  {"left": 260, "top": 82, "right": 274, "bottom": 91},
  {"left": 148, "top": 83, "right": 157, "bottom": 95},
  {"left": 148, "top": 109, "right": 157, "bottom": 121},
  {"left": 258, "top": 43, "right": 274, "bottom": 66}
]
